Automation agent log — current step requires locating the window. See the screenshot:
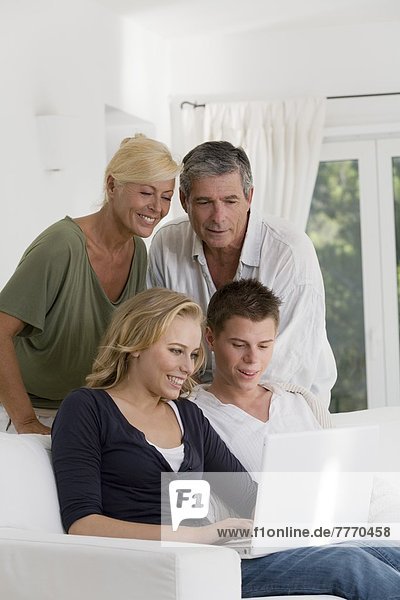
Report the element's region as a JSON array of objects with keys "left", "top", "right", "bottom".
[
  {"left": 307, "top": 139, "right": 400, "bottom": 412},
  {"left": 307, "top": 157, "right": 366, "bottom": 412},
  {"left": 394, "top": 157, "right": 400, "bottom": 333}
]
